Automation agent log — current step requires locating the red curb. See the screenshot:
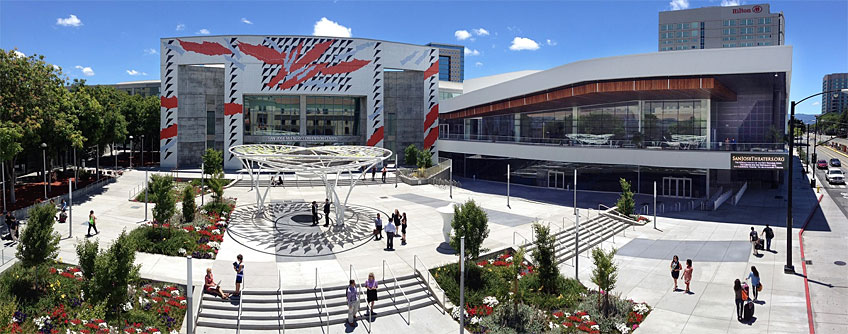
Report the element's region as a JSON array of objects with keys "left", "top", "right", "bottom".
[{"left": 799, "top": 193, "right": 823, "bottom": 334}]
